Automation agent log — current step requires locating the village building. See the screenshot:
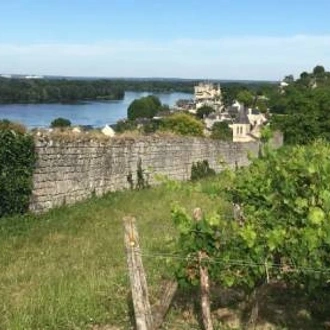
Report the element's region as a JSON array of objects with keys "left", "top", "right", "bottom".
[
  {"left": 231, "top": 107, "right": 267, "bottom": 142},
  {"left": 102, "top": 124, "right": 115, "bottom": 137},
  {"left": 194, "top": 82, "right": 223, "bottom": 111},
  {"left": 204, "top": 112, "right": 232, "bottom": 129}
]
